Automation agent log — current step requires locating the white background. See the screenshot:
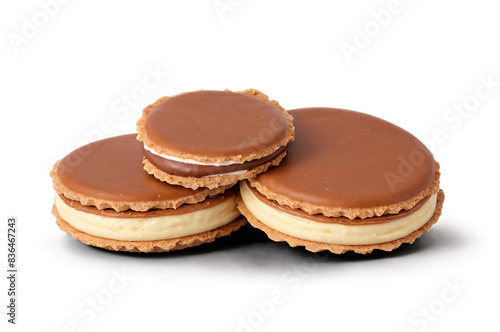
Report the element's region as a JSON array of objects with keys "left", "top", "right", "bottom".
[{"left": 1, "top": 1, "right": 499, "bottom": 331}]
